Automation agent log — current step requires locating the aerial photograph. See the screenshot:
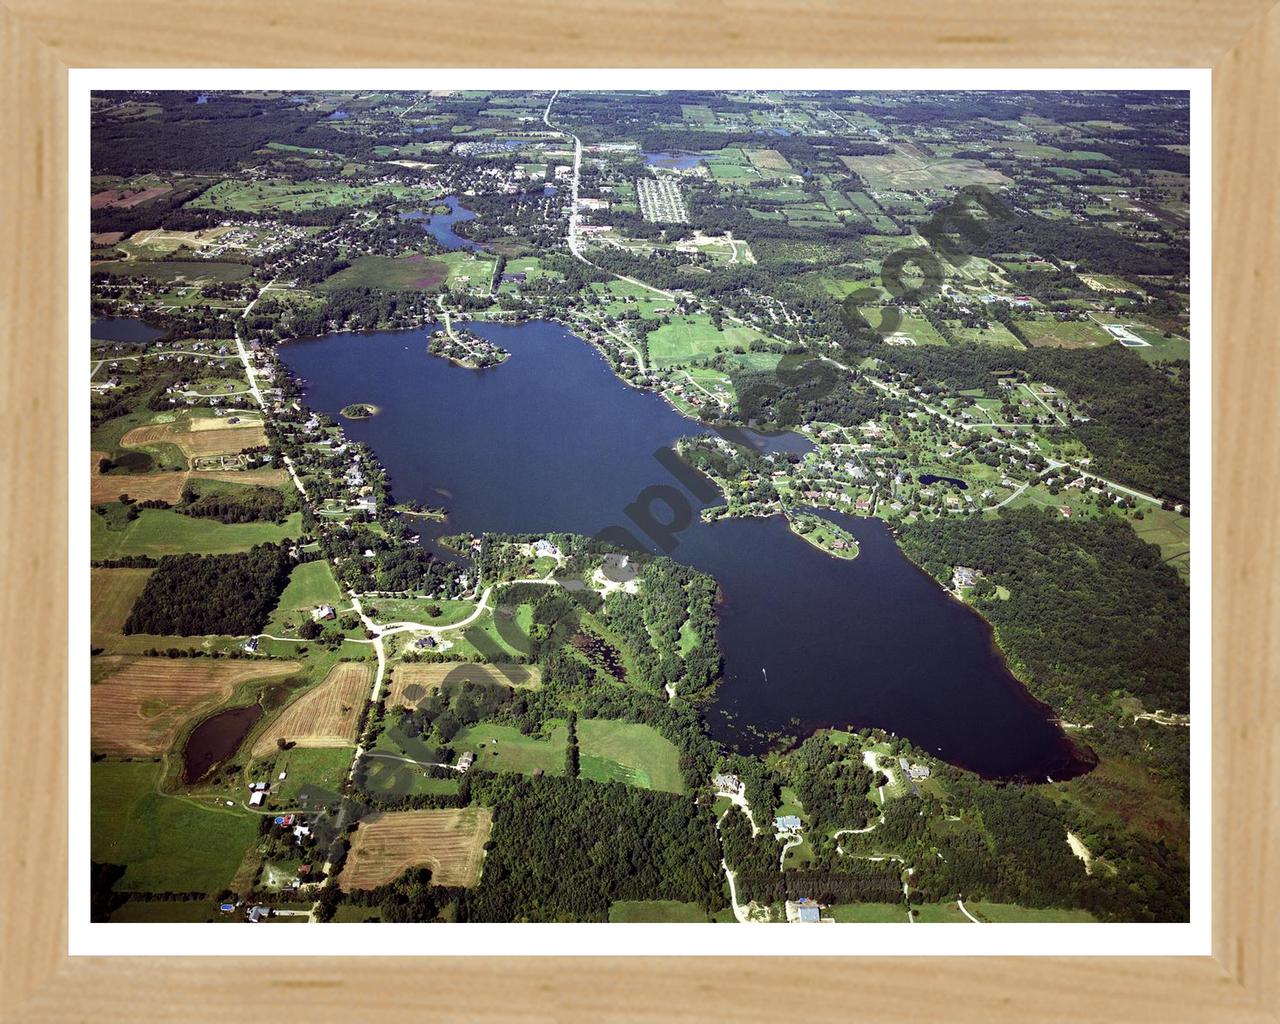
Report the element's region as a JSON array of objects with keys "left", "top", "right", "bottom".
[{"left": 88, "top": 88, "right": 1191, "bottom": 927}]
